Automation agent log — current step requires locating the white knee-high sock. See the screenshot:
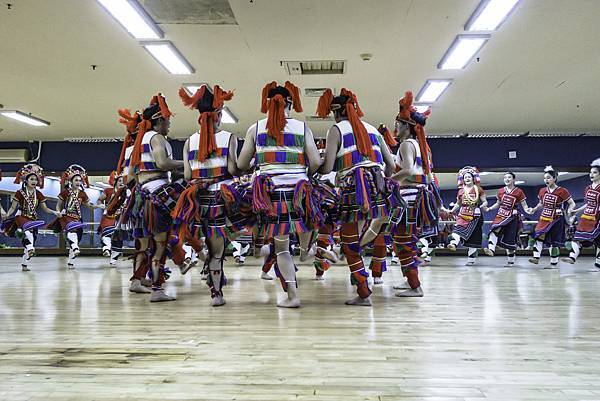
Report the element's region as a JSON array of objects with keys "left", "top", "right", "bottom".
[
  {"left": 468, "top": 247, "right": 478, "bottom": 260},
  {"left": 506, "top": 249, "right": 515, "bottom": 264},
  {"left": 101, "top": 235, "right": 111, "bottom": 251},
  {"left": 533, "top": 241, "right": 543, "bottom": 259},
  {"left": 569, "top": 241, "right": 581, "bottom": 261},
  {"left": 450, "top": 233, "right": 460, "bottom": 246},
  {"left": 550, "top": 246, "right": 559, "bottom": 265},
  {"left": 488, "top": 232, "right": 498, "bottom": 253},
  {"left": 67, "top": 232, "right": 79, "bottom": 249},
  {"left": 24, "top": 230, "right": 35, "bottom": 251}
]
